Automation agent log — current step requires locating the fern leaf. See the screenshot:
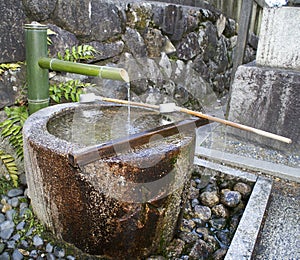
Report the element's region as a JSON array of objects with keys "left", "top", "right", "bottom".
[{"left": 0, "top": 150, "right": 19, "bottom": 186}]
